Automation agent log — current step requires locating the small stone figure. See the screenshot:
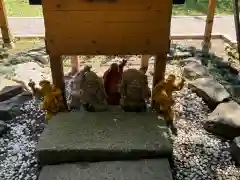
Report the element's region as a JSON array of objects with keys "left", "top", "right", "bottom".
[
  {"left": 28, "top": 79, "right": 67, "bottom": 120},
  {"left": 152, "top": 74, "right": 185, "bottom": 126},
  {"left": 69, "top": 65, "right": 92, "bottom": 109},
  {"left": 103, "top": 59, "right": 127, "bottom": 105},
  {"left": 120, "top": 68, "right": 151, "bottom": 112},
  {"left": 79, "top": 67, "right": 108, "bottom": 112}
]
